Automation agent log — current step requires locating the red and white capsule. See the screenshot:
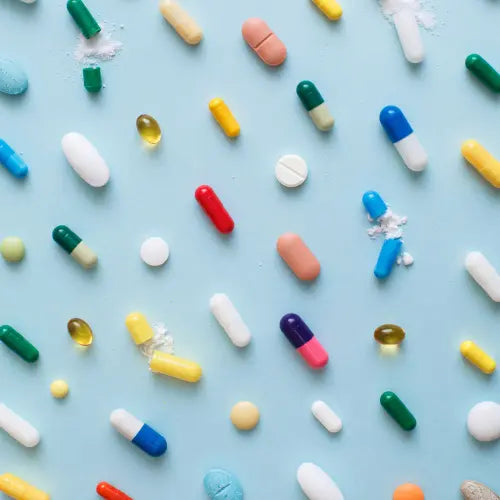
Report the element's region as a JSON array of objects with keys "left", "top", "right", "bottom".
[{"left": 195, "top": 185, "right": 234, "bottom": 234}]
